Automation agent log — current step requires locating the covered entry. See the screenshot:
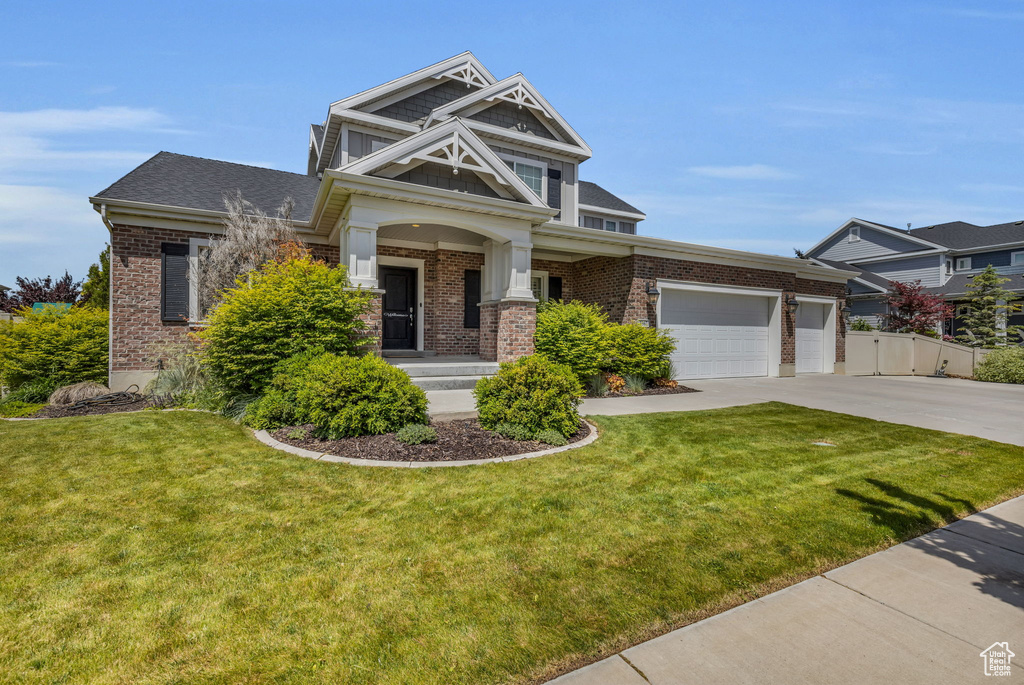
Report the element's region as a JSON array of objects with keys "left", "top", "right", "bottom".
[{"left": 659, "top": 283, "right": 781, "bottom": 380}]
